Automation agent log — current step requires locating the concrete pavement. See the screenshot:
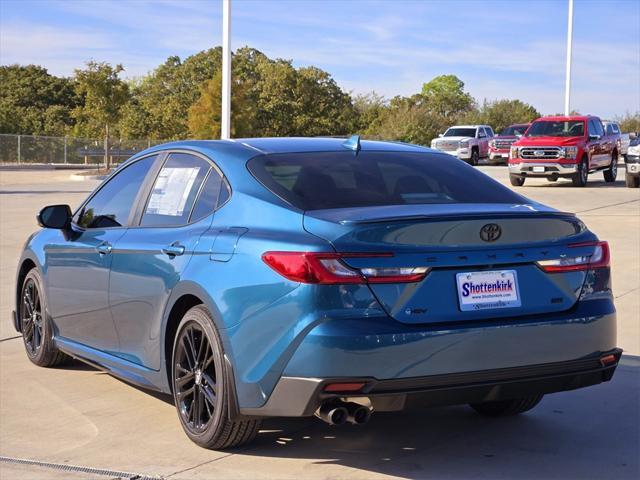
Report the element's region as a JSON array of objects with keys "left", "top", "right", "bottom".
[{"left": 0, "top": 167, "right": 638, "bottom": 479}]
